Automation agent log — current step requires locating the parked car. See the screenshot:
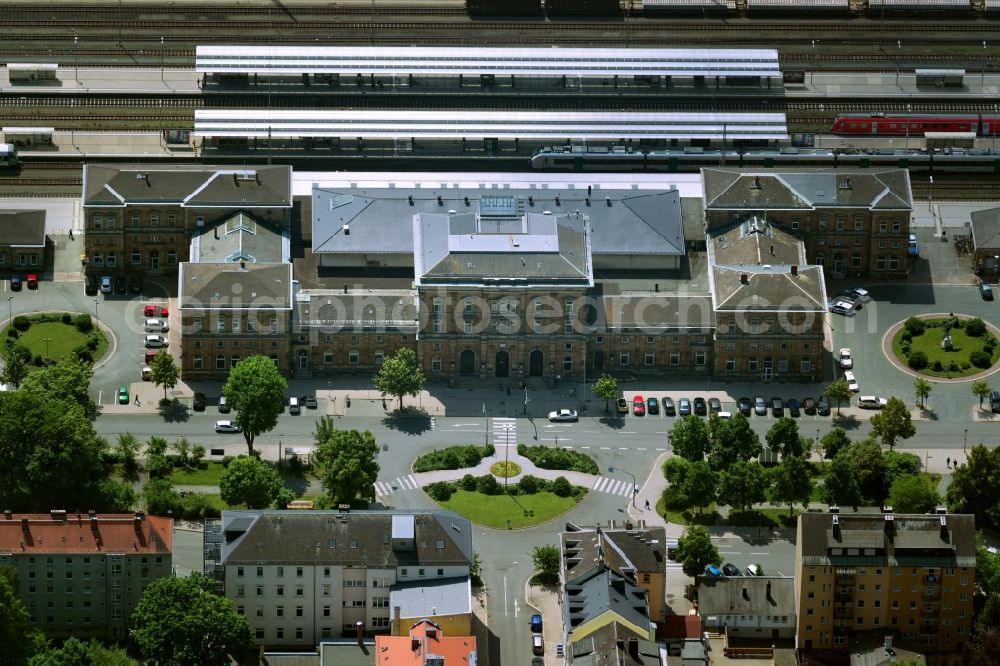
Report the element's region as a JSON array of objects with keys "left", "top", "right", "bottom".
[
  {"left": 802, "top": 397, "right": 817, "bottom": 415},
  {"left": 144, "top": 318, "right": 168, "bottom": 332},
  {"left": 647, "top": 397, "right": 659, "bottom": 415},
  {"left": 678, "top": 398, "right": 691, "bottom": 416},
  {"left": 981, "top": 282, "right": 994, "bottom": 300},
  {"left": 192, "top": 392, "right": 206, "bottom": 412},
  {"left": 141, "top": 366, "right": 151, "bottom": 381},
  {"left": 114, "top": 276, "right": 127, "bottom": 294},
  {"left": 218, "top": 395, "right": 230, "bottom": 413},
  {"left": 693, "top": 397, "right": 707, "bottom": 416},
  {"left": 288, "top": 396, "right": 301, "bottom": 415},
  {"left": 532, "top": 634, "right": 544, "bottom": 656},
  {"left": 828, "top": 297, "right": 856, "bottom": 316},
  {"left": 787, "top": 398, "right": 801, "bottom": 417},
  {"left": 722, "top": 563, "right": 742, "bottom": 577},
  {"left": 99, "top": 275, "right": 112, "bottom": 294},
  {"left": 530, "top": 614, "right": 543, "bottom": 633},
  {"left": 616, "top": 398, "right": 629, "bottom": 414},
  {"left": 144, "top": 304, "right": 169, "bottom": 317},
  {"left": 117, "top": 386, "right": 129, "bottom": 405},
  {"left": 746, "top": 564, "right": 761, "bottom": 576},
  {"left": 817, "top": 396, "right": 831, "bottom": 416},
  {"left": 844, "top": 371, "right": 860, "bottom": 392},
  {"left": 26, "top": 274, "right": 38, "bottom": 289},
  {"left": 858, "top": 396, "right": 888, "bottom": 410},
  {"left": 991, "top": 390, "right": 1000, "bottom": 414},
  {"left": 843, "top": 287, "right": 871, "bottom": 303},
  {"left": 738, "top": 397, "right": 752, "bottom": 416},
  {"left": 9, "top": 275, "right": 21, "bottom": 291},
  {"left": 632, "top": 395, "right": 645, "bottom": 416},
  {"left": 303, "top": 395, "right": 318, "bottom": 409},
  {"left": 548, "top": 409, "right": 578, "bottom": 422},
  {"left": 129, "top": 275, "right": 143, "bottom": 294},
  {"left": 716, "top": 411, "right": 733, "bottom": 420},
  {"left": 908, "top": 234, "right": 919, "bottom": 256},
  {"left": 705, "top": 564, "right": 722, "bottom": 577},
  {"left": 143, "top": 334, "right": 167, "bottom": 348},
  {"left": 663, "top": 398, "right": 676, "bottom": 416},
  {"left": 770, "top": 397, "right": 784, "bottom": 417},
  {"left": 839, "top": 347, "right": 854, "bottom": 369},
  {"left": 84, "top": 275, "right": 97, "bottom": 295},
  {"left": 754, "top": 396, "right": 767, "bottom": 416},
  {"left": 708, "top": 397, "right": 721, "bottom": 414},
  {"left": 214, "top": 420, "right": 241, "bottom": 433},
  {"left": 144, "top": 350, "right": 158, "bottom": 364}
]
